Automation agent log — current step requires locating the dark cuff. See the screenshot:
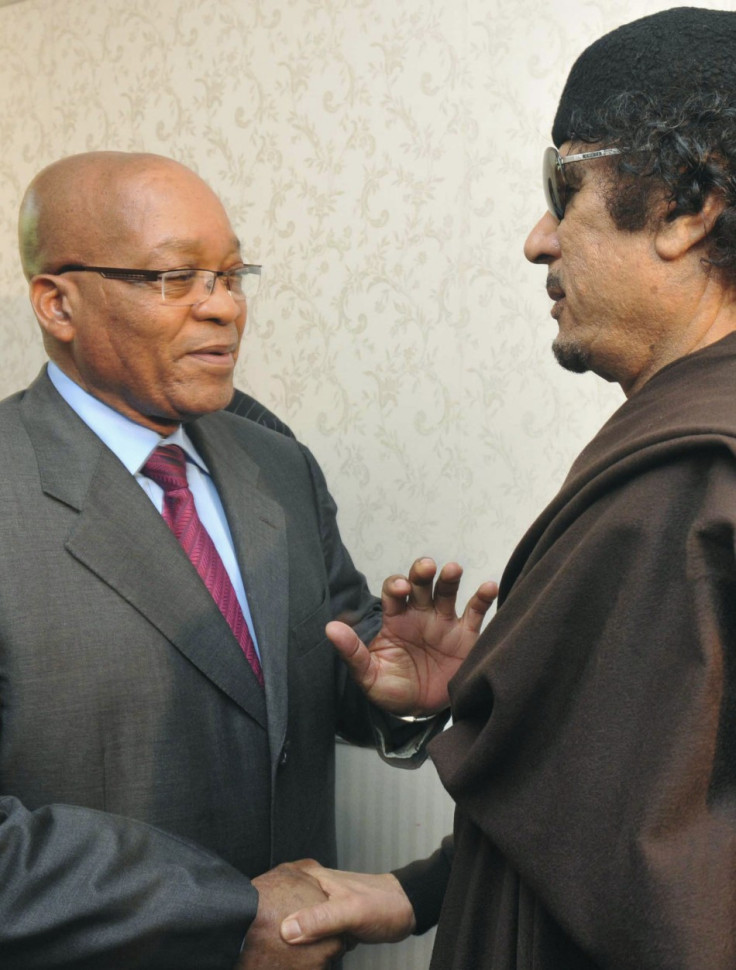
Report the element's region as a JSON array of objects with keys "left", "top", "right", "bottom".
[{"left": 391, "top": 835, "right": 453, "bottom": 935}]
